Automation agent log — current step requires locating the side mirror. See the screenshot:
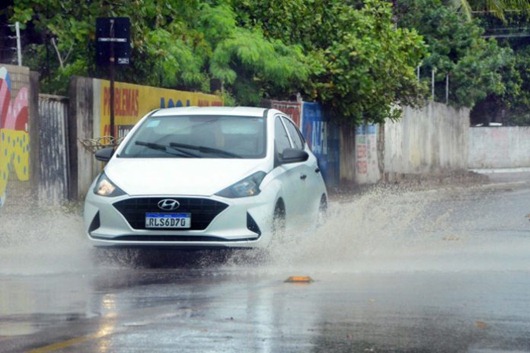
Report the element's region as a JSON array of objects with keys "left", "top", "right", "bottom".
[
  {"left": 280, "top": 148, "right": 309, "bottom": 164},
  {"left": 95, "top": 147, "right": 115, "bottom": 162}
]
